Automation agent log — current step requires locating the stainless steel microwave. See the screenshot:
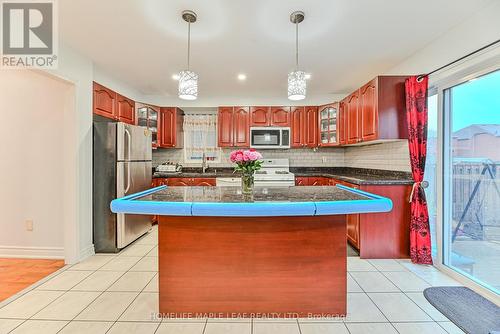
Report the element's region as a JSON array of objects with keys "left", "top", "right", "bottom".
[{"left": 250, "top": 127, "right": 290, "bottom": 149}]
